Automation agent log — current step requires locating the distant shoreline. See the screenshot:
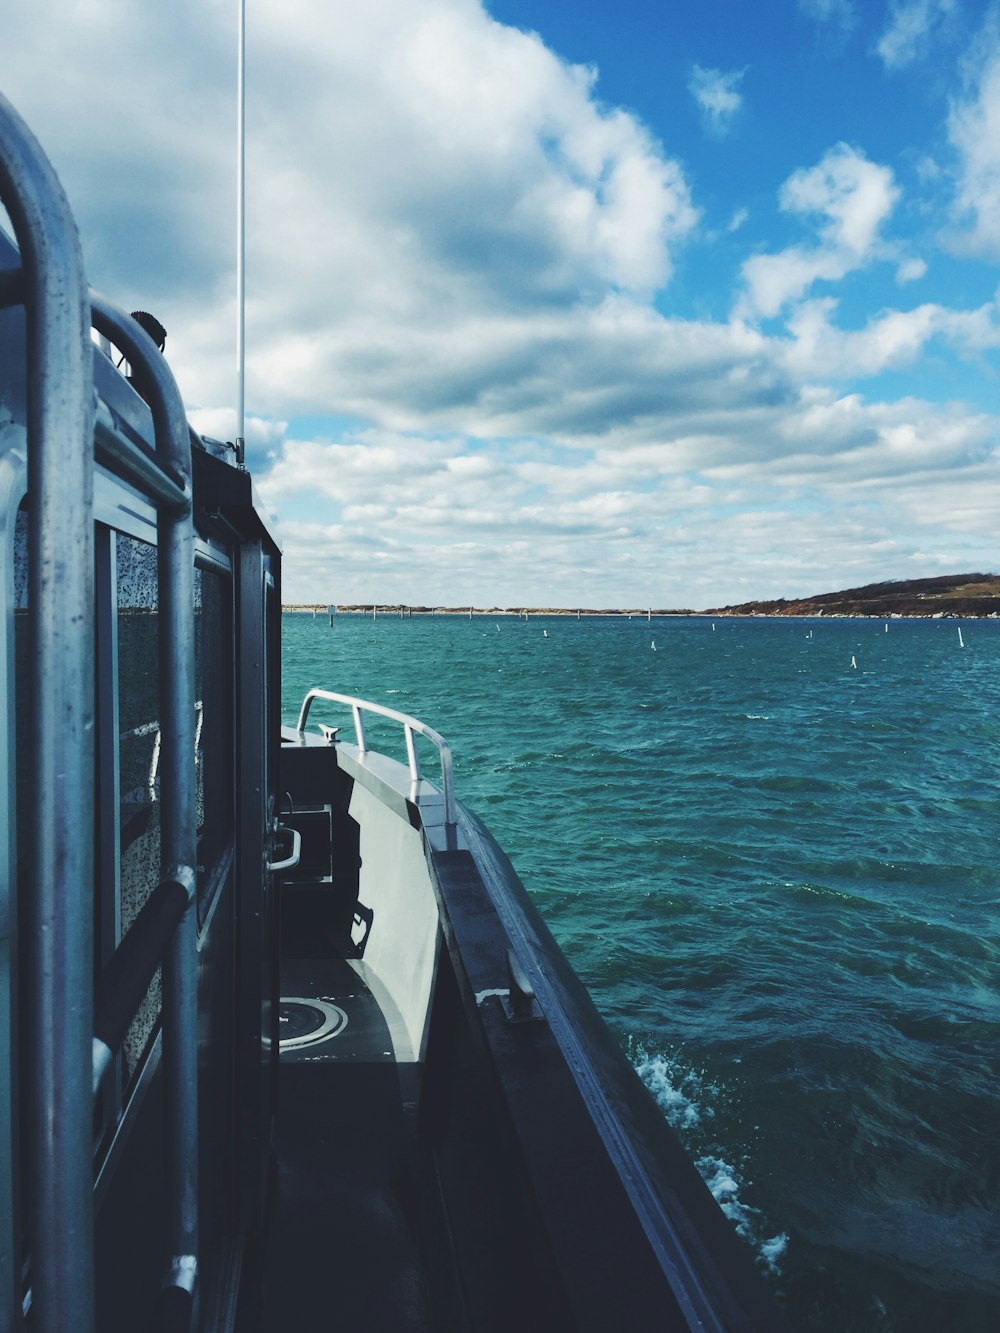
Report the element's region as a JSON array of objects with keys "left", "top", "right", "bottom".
[
  {"left": 282, "top": 605, "right": 999, "bottom": 619},
  {"left": 283, "top": 605, "right": 693, "bottom": 617}
]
